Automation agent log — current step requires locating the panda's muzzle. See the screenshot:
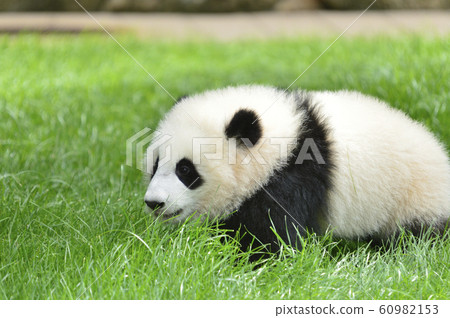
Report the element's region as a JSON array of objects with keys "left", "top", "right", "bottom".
[
  {"left": 161, "top": 209, "right": 183, "bottom": 219},
  {"left": 145, "top": 200, "right": 164, "bottom": 210},
  {"left": 145, "top": 200, "right": 183, "bottom": 219}
]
